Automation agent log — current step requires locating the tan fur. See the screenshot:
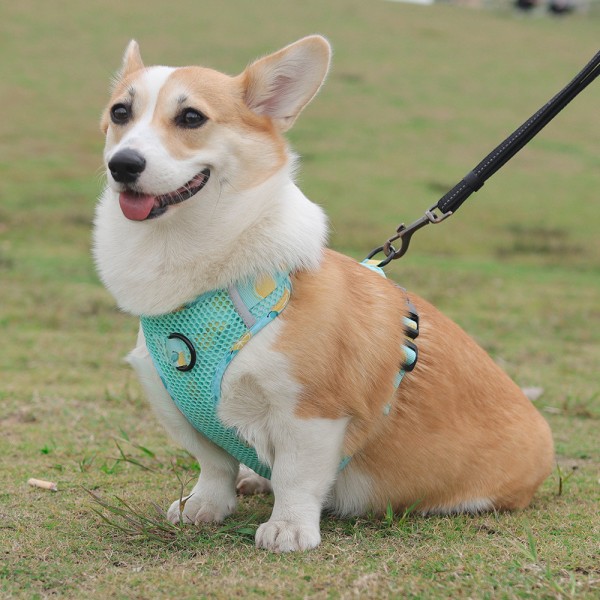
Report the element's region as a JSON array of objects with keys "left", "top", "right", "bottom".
[
  {"left": 155, "top": 68, "right": 288, "bottom": 185},
  {"left": 279, "top": 250, "right": 554, "bottom": 513}
]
